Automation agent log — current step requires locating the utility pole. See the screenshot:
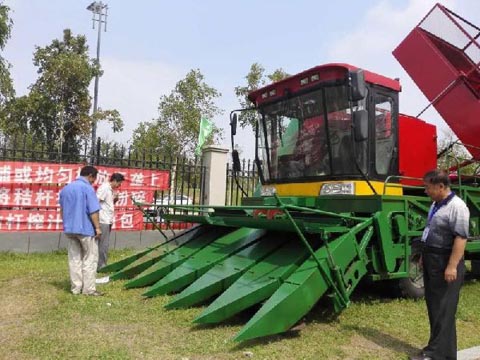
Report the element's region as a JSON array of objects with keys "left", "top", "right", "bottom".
[{"left": 87, "top": 1, "right": 108, "bottom": 160}]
